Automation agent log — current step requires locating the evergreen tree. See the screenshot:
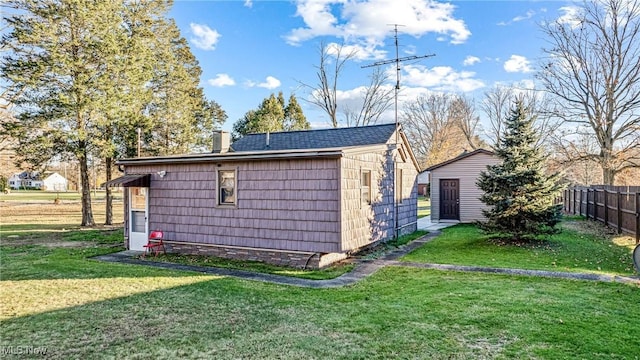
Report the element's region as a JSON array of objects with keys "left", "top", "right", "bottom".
[
  {"left": 284, "top": 94, "right": 311, "bottom": 131},
  {"left": 233, "top": 92, "right": 310, "bottom": 139},
  {"left": 2, "top": 0, "right": 224, "bottom": 226},
  {"left": 477, "top": 100, "right": 564, "bottom": 241},
  {"left": 1, "top": 0, "right": 128, "bottom": 226}
]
